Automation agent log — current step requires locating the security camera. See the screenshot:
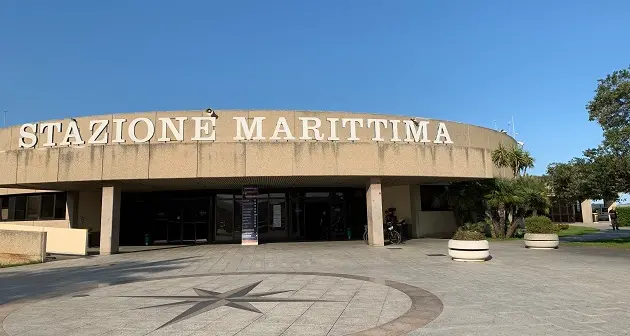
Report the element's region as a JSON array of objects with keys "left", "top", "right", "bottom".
[
  {"left": 205, "top": 108, "right": 218, "bottom": 119},
  {"left": 517, "top": 141, "right": 525, "bottom": 146}
]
